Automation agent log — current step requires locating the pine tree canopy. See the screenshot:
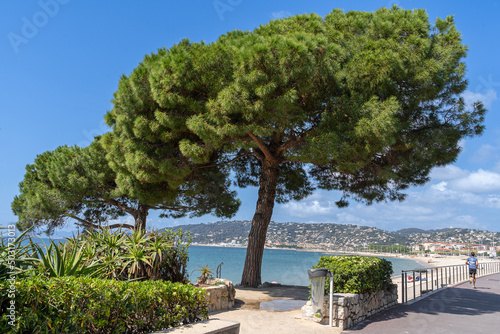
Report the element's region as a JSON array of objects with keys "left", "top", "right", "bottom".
[
  {"left": 13, "top": 139, "right": 240, "bottom": 234},
  {"left": 103, "top": 7, "right": 485, "bottom": 286},
  {"left": 105, "top": 7, "right": 484, "bottom": 207}
]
